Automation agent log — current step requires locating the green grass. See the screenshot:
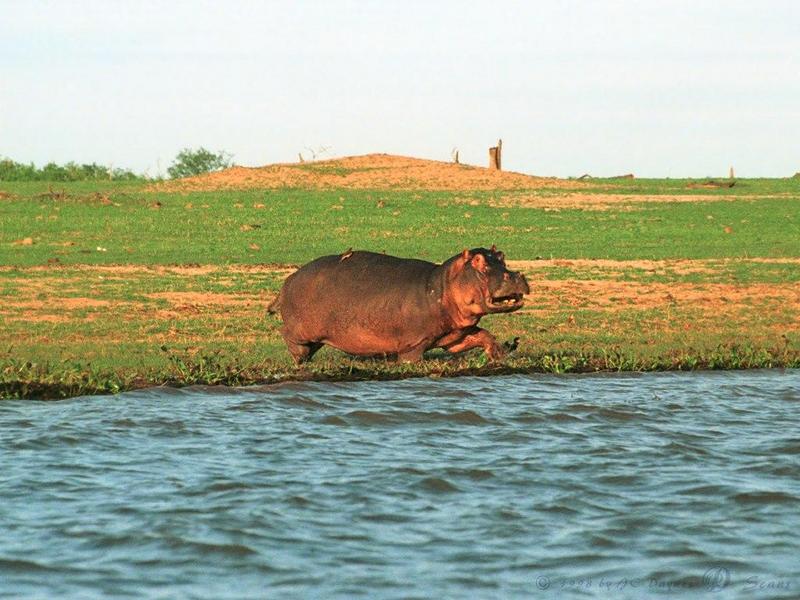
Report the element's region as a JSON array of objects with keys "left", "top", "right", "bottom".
[
  {"left": 1, "top": 180, "right": 799, "bottom": 266},
  {"left": 1, "top": 177, "right": 798, "bottom": 399}
]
